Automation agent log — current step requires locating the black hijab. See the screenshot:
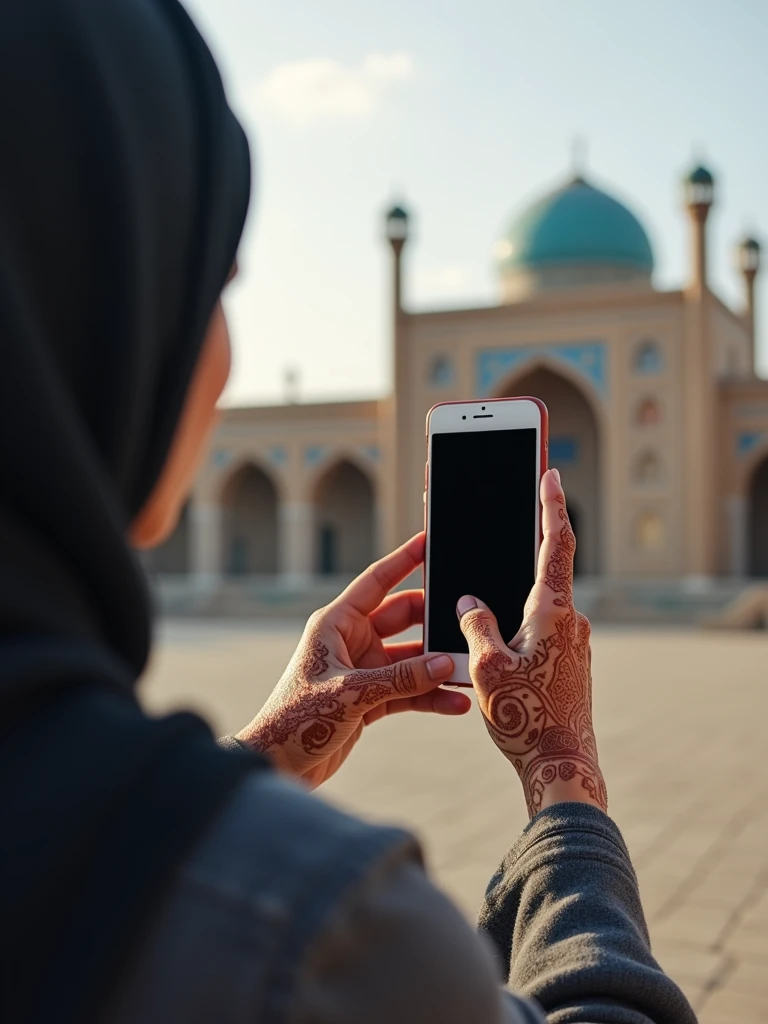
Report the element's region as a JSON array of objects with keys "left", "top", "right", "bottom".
[{"left": 0, "top": 1, "right": 261, "bottom": 1019}]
